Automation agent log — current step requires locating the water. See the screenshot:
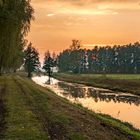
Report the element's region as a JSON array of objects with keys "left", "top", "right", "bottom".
[{"left": 32, "top": 76, "right": 140, "bottom": 129}]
